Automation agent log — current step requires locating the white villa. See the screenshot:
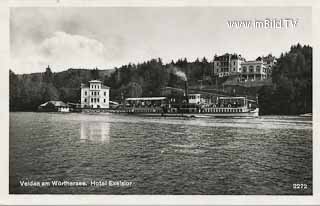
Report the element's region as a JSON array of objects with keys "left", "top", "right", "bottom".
[
  {"left": 240, "top": 60, "right": 267, "bottom": 81},
  {"left": 81, "top": 80, "right": 110, "bottom": 108}
]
